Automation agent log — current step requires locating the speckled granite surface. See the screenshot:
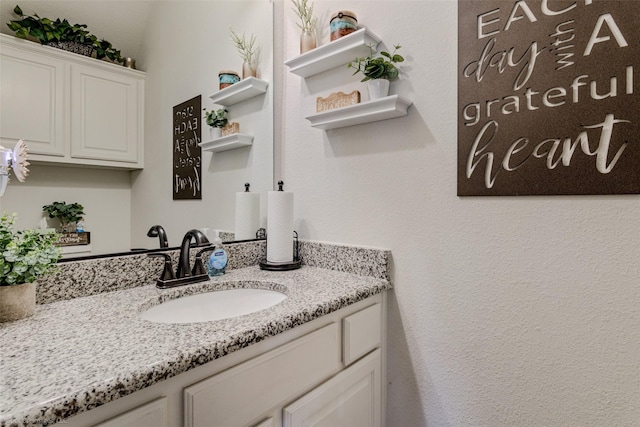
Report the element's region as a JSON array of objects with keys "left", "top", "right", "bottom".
[
  {"left": 0, "top": 241, "right": 391, "bottom": 427},
  {"left": 37, "top": 240, "right": 268, "bottom": 305},
  {"left": 36, "top": 239, "right": 389, "bottom": 305}
]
